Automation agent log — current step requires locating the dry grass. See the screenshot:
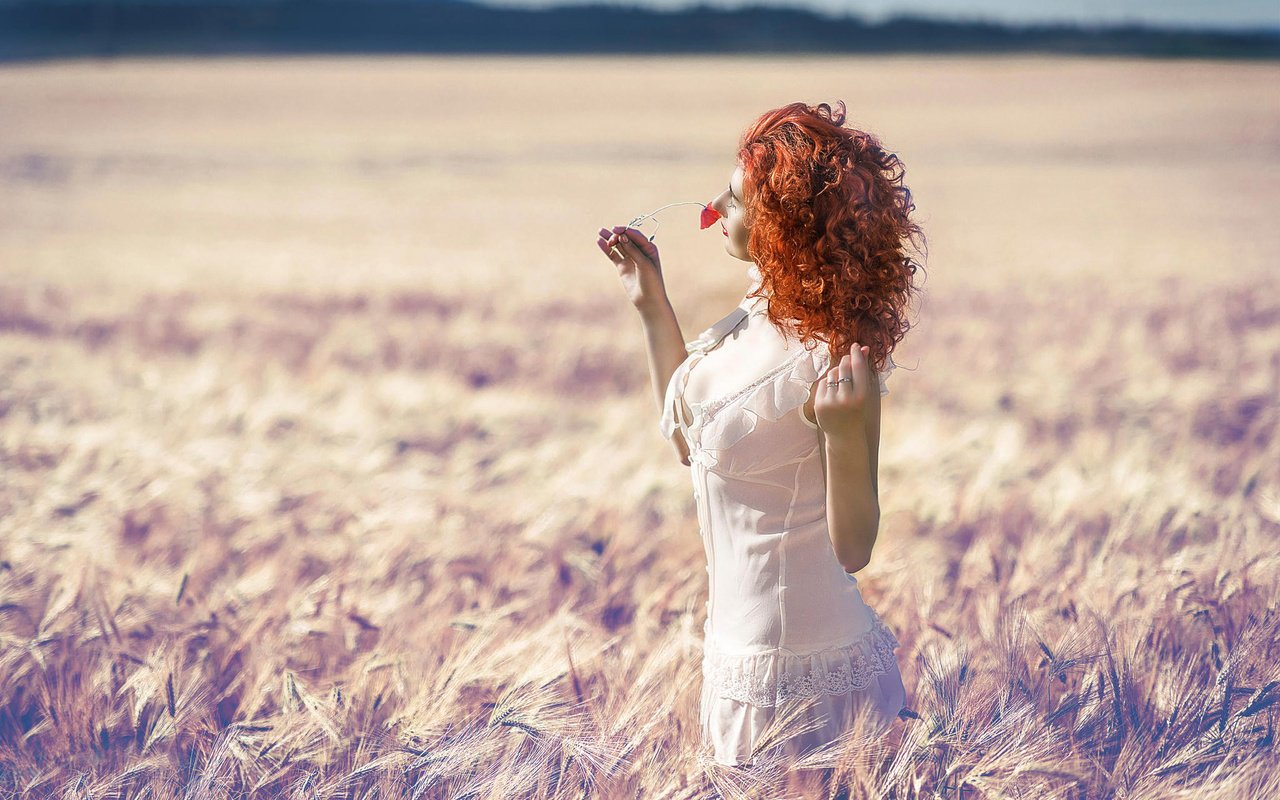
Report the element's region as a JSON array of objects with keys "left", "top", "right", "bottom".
[{"left": 0, "top": 54, "right": 1277, "bottom": 798}]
